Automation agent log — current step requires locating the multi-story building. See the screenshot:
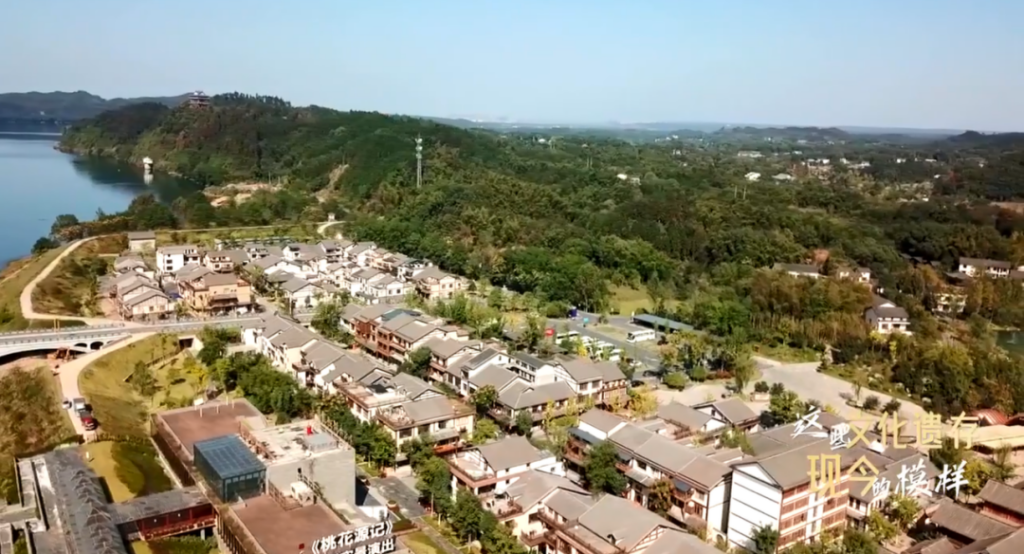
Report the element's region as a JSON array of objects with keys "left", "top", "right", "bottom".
[
  {"left": 567, "top": 411, "right": 734, "bottom": 541},
  {"left": 958, "top": 257, "right": 1017, "bottom": 278},
  {"left": 337, "top": 372, "right": 475, "bottom": 454},
  {"left": 178, "top": 272, "right": 252, "bottom": 314},
  {"left": 245, "top": 315, "right": 320, "bottom": 373},
  {"left": 689, "top": 398, "right": 761, "bottom": 433},
  {"left": 202, "top": 250, "right": 247, "bottom": 273},
  {"left": 656, "top": 401, "right": 730, "bottom": 440},
  {"left": 410, "top": 266, "right": 463, "bottom": 300},
  {"left": 157, "top": 245, "right": 203, "bottom": 274},
  {"left": 447, "top": 435, "right": 564, "bottom": 496},
  {"left": 522, "top": 493, "right": 719, "bottom": 554},
  {"left": 865, "top": 295, "right": 911, "bottom": 334}
]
